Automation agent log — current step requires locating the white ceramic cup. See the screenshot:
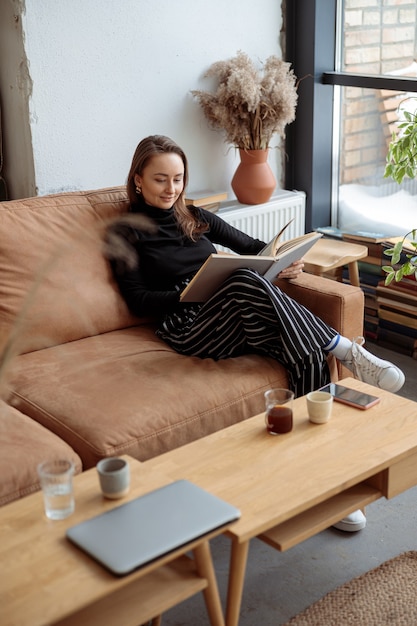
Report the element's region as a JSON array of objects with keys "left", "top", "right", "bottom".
[
  {"left": 306, "top": 391, "right": 333, "bottom": 424},
  {"left": 96, "top": 457, "right": 130, "bottom": 499}
]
